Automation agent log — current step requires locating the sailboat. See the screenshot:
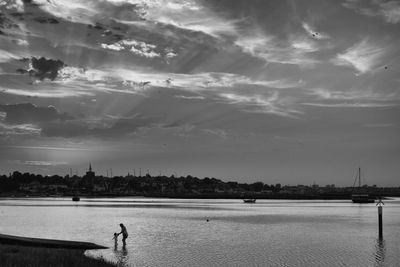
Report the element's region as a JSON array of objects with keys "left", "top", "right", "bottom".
[{"left": 351, "top": 167, "right": 375, "bottom": 203}]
